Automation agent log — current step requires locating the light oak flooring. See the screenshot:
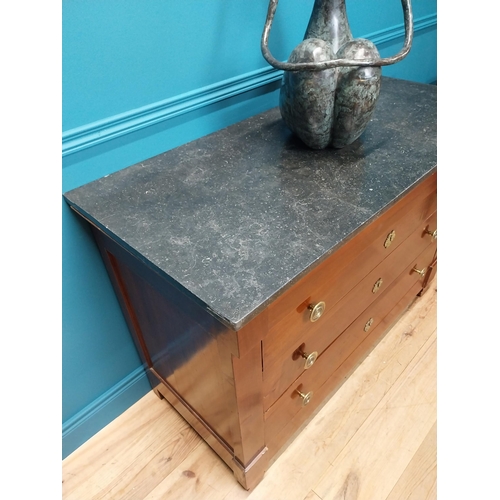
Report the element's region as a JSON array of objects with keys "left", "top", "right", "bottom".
[{"left": 63, "top": 277, "right": 437, "bottom": 500}]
